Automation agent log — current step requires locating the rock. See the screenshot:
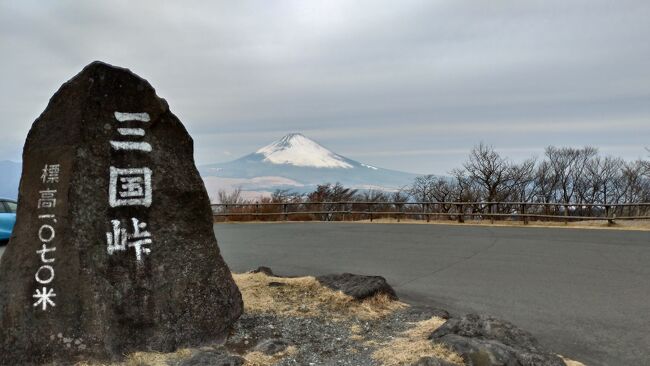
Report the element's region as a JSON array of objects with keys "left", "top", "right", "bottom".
[
  {"left": 176, "top": 349, "right": 245, "bottom": 366},
  {"left": 437, "top": 334, "right": 519, "bottom": 366},
  {"left": 0, "top": 61, "right": 243, "bottom": 365},
  {"left": 253, "top": 338, "right": 291, "bottom": 354},
  {"left": 316, "top": 273, "right": 398, "bottom": 300},
  {"left": 429, "top": 314, "right": 564, "bottom": 366},
  {"left": 250, "top": 266, "right": 275, "bottom": 276},
  {"left": 404, "top": 305, "right": 450, "bottom": 321},
  {"left": 411, "top": 356, "right": 458, "bottom": 366},
  {"left": 429, "top": 314, "right": 539, "bottom": 351}
]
